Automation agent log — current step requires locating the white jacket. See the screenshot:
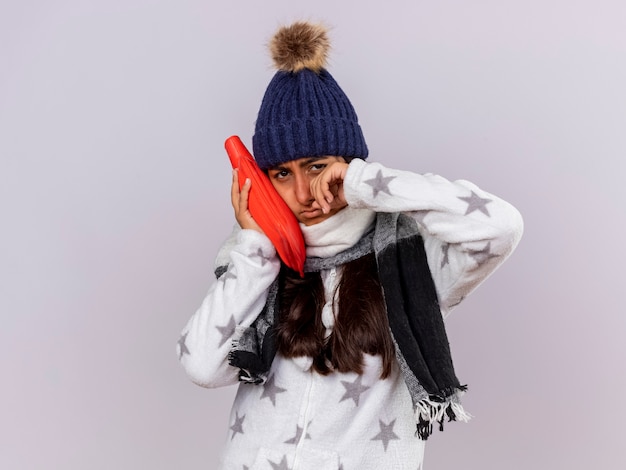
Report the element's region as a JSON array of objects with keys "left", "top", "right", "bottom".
[{"left": 178, "top": 159, "right": 523, "bottom": 469}]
